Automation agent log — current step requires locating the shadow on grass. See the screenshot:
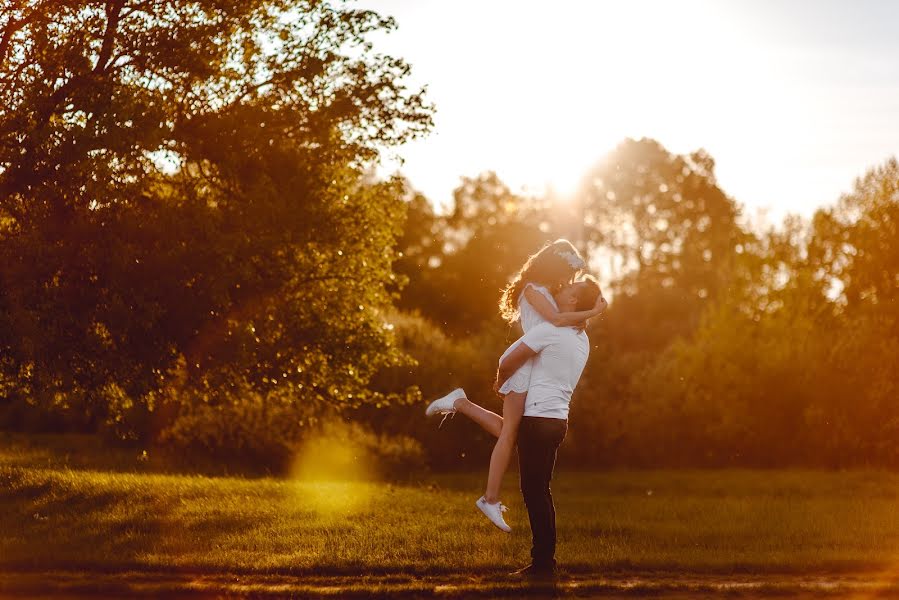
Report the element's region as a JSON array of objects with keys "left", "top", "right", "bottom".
[
  {"left": 0, "top": 432, "right": 288, "bottom": 479},
  {"left": 0, "top": 467, "right": 260, "bottom": 573}
]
